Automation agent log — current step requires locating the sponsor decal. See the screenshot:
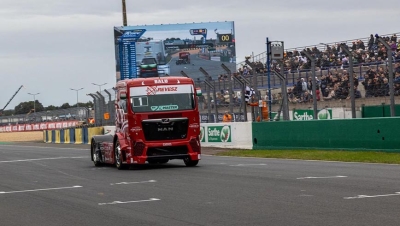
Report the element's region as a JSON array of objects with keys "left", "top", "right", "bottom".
[
  {"left": 155, "top": 79, "right": 168, "bottom": 84},
  {"left": 151, "top": 105, "right": 179, "bottom": 111},
  {"left": 146, "top": 86, "right": 178, "bottom": 95},
  {"left": 189, "top": 123, "right": 200, "bottom": 129},
  {"left": 130, "top": 126, "right": 142, "bottom": 132}
]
